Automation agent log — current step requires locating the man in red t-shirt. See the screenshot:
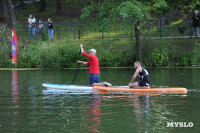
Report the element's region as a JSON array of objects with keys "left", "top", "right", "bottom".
[{"left": 78, "top": 44, "right": 111, "bottom": 86}]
